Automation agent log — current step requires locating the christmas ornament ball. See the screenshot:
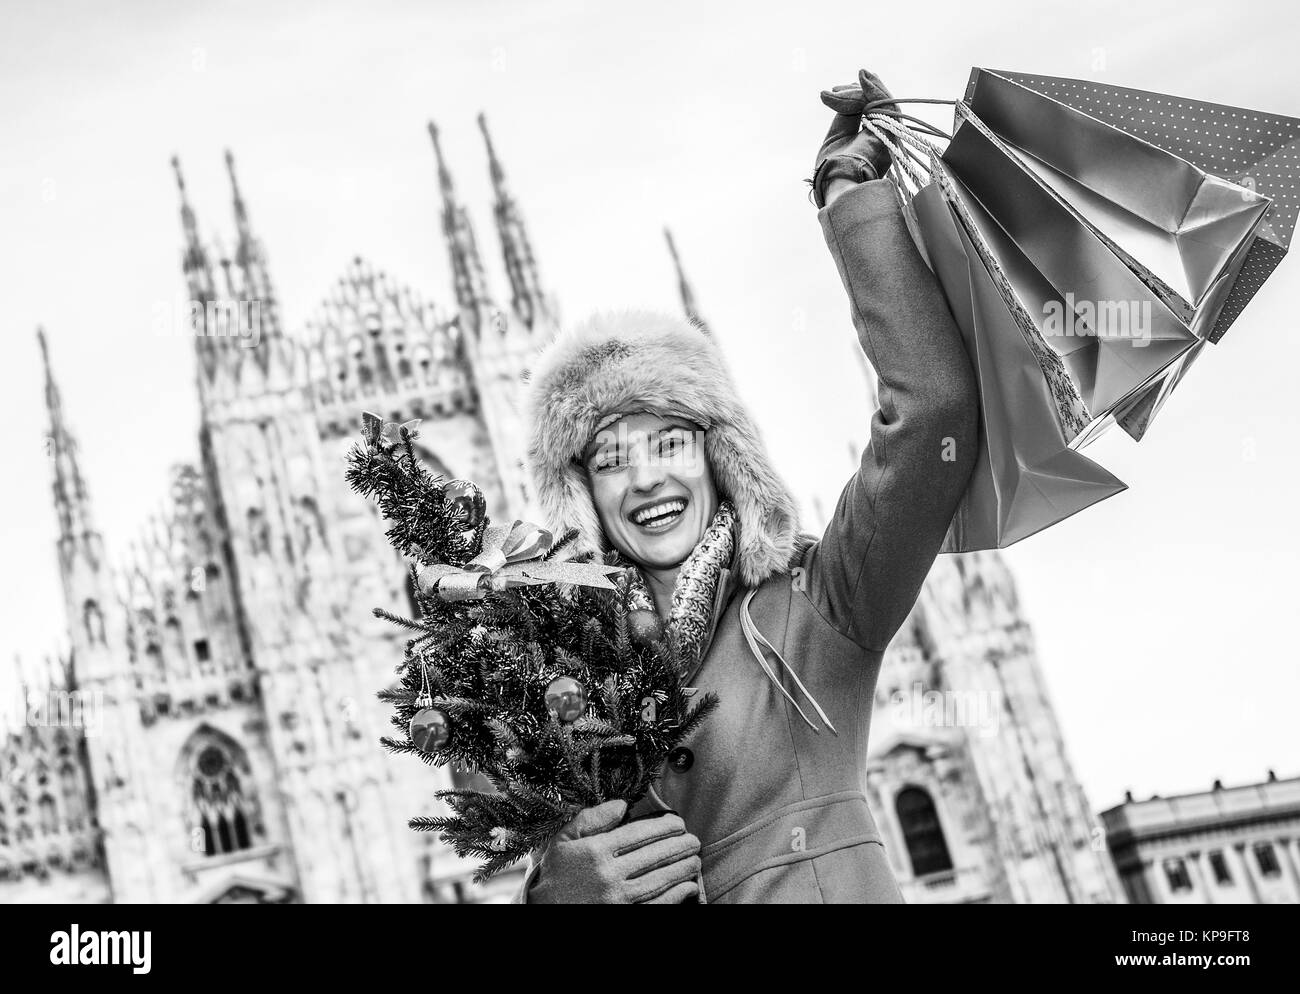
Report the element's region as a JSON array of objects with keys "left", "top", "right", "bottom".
[
  {"left": 444, "top": 479, "right": 486, "bottom": 530},
  {"left": 544, "top": 676, "right": 587, "bottom": 723},
  {"left": 627, "top": 608, "right": 664, "bottom": 645},
  {"left": 409, "top": 707, "right": 451, "bottom": 753}
]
